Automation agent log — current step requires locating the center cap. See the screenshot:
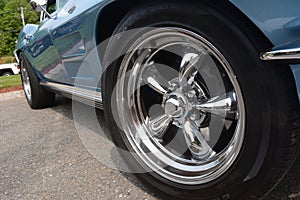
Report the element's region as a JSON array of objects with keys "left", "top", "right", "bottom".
[{"left": 164, "top": 94, "right": 187, "bottom": 118}]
